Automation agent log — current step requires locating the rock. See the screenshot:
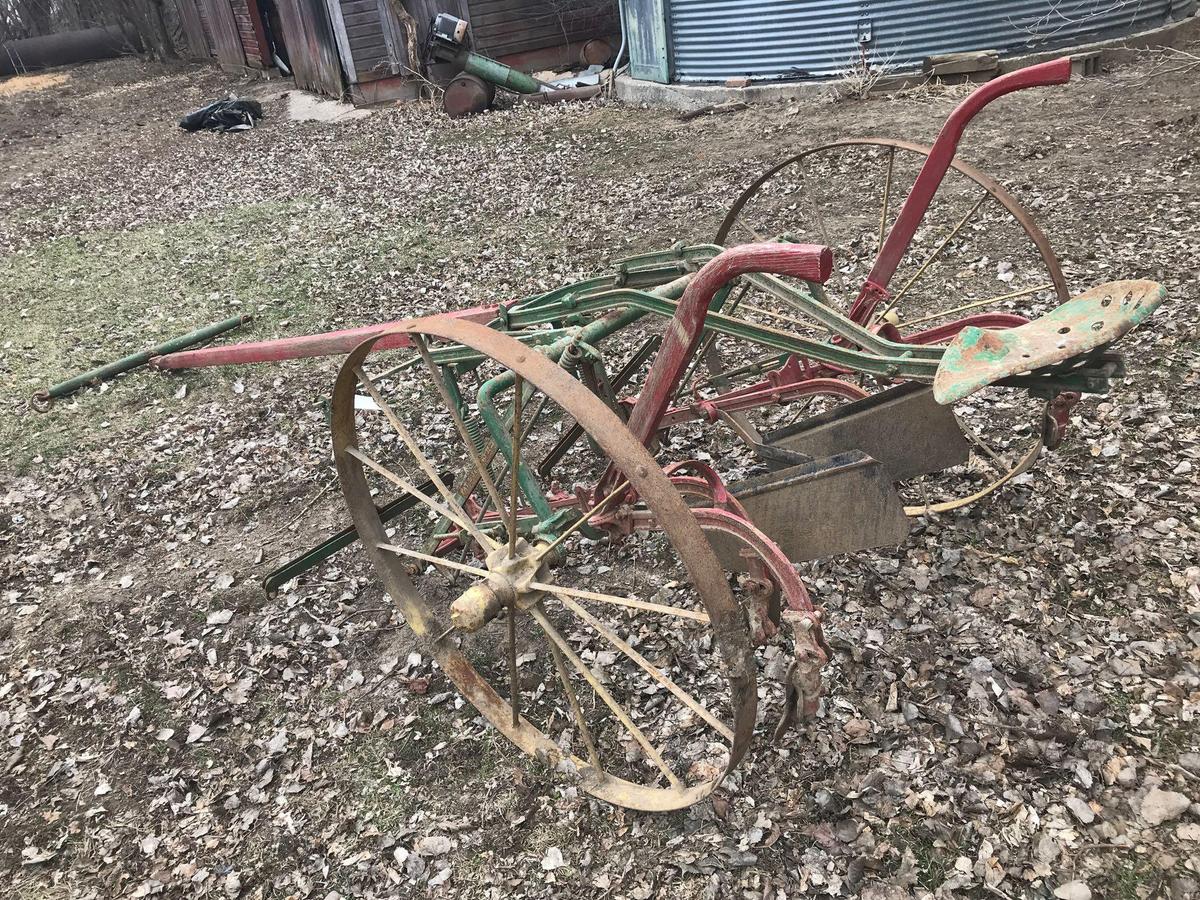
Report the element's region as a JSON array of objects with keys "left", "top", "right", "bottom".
[
  {"left": 416, "top": 835, "right": 452, "bottom": 857},
  {"left": 1065, "top": 796, "right": 1095, "bottom": 825},
  {"left": 965, "top": 656, "right": 993, "bottom": 682},
  {"left": 1140, "top": 788, "right": 1192, "bottom": 826},
  {"left": 1054, "top": 881, "right": 1091, "bottom": 900}
]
